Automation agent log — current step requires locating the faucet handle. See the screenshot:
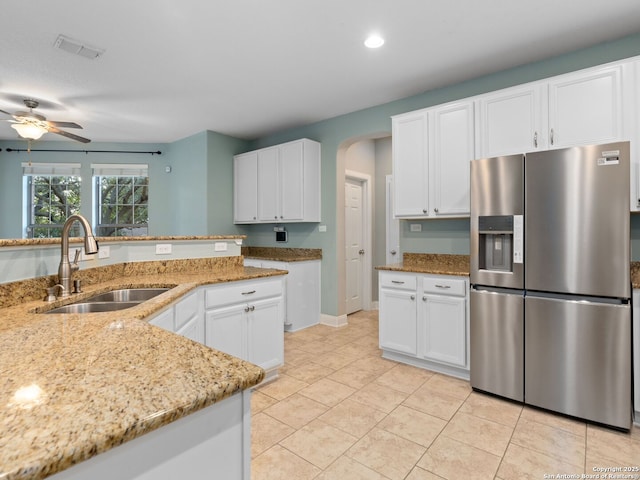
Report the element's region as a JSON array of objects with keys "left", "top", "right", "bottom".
[{"left": 73, "top": 249, "right": 81, "bottom": 265}]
